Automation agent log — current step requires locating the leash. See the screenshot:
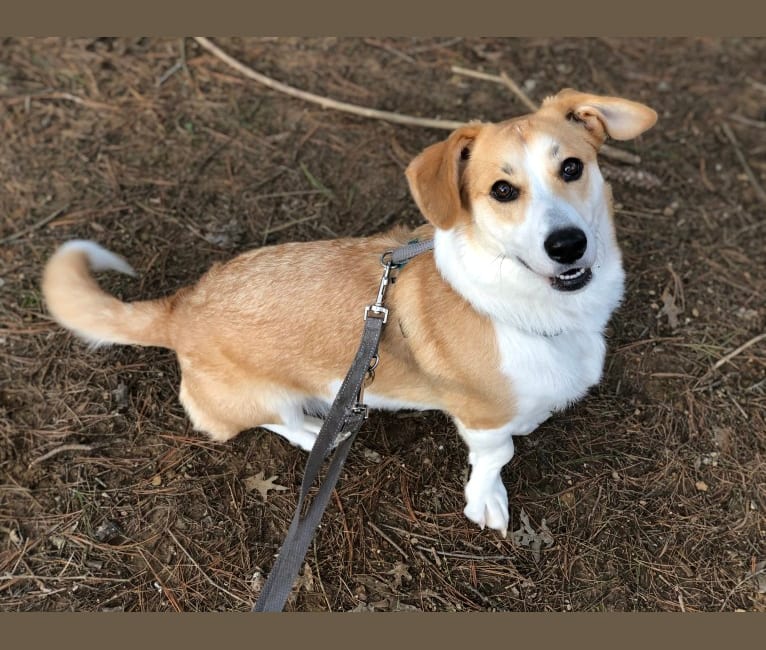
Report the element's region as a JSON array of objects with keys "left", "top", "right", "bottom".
[{"left": 251, "top": 238, "right": 434, "bottom": 612}]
